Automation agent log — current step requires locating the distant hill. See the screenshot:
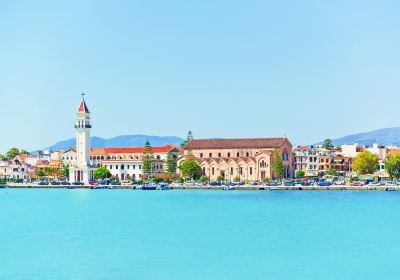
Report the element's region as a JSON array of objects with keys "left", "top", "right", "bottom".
[
  {"left": 317, "top": 127, "right": 400, "bottom": 147},
  {"left": 44, "top": 135, "right": 184, "bottom": 151}
]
